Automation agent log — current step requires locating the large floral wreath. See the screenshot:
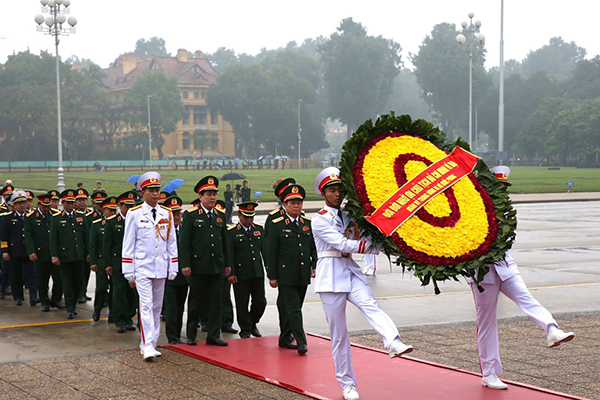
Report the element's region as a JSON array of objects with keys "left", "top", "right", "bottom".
[{"left": 340, "top": 113, "right": 517, "bottom": 292}]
